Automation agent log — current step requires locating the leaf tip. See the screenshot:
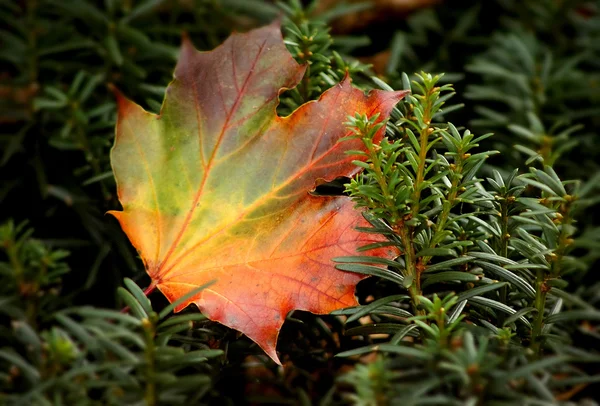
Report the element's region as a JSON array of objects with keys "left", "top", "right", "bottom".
[
  {"left": 341, "top": 70, "right": 352, "bottom": 83},
  {"left": 393, "top": 88, "right": 411, "bottom": 101},
  {"left": 105, "top": 209, "right": 120, "bottom": 219},
  {"left": 267, "top": 15, "right": 284, "bottom": 31},
  {"left": 180, "top": 31, "right": 196, "bottom": 55},
  {"left": 108, "top": 84, "right": 136, "bottom": 115},
  {"left": 266, "top": 346, "right": 282, "bottom": 366}
]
